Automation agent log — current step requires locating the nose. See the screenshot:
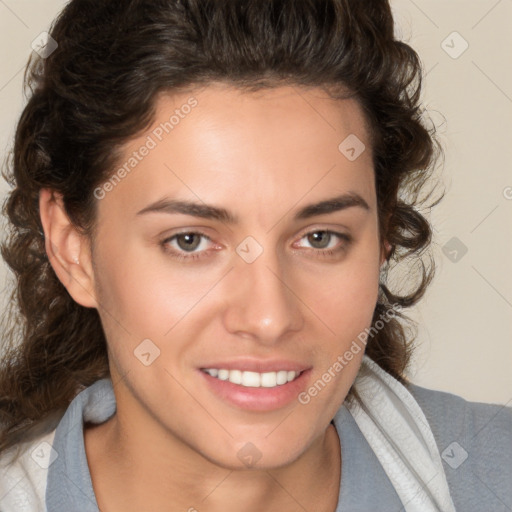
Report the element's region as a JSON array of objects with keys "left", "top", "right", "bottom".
[{"left": 222, "top": 248, "right": 304, "bottom": 345}]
